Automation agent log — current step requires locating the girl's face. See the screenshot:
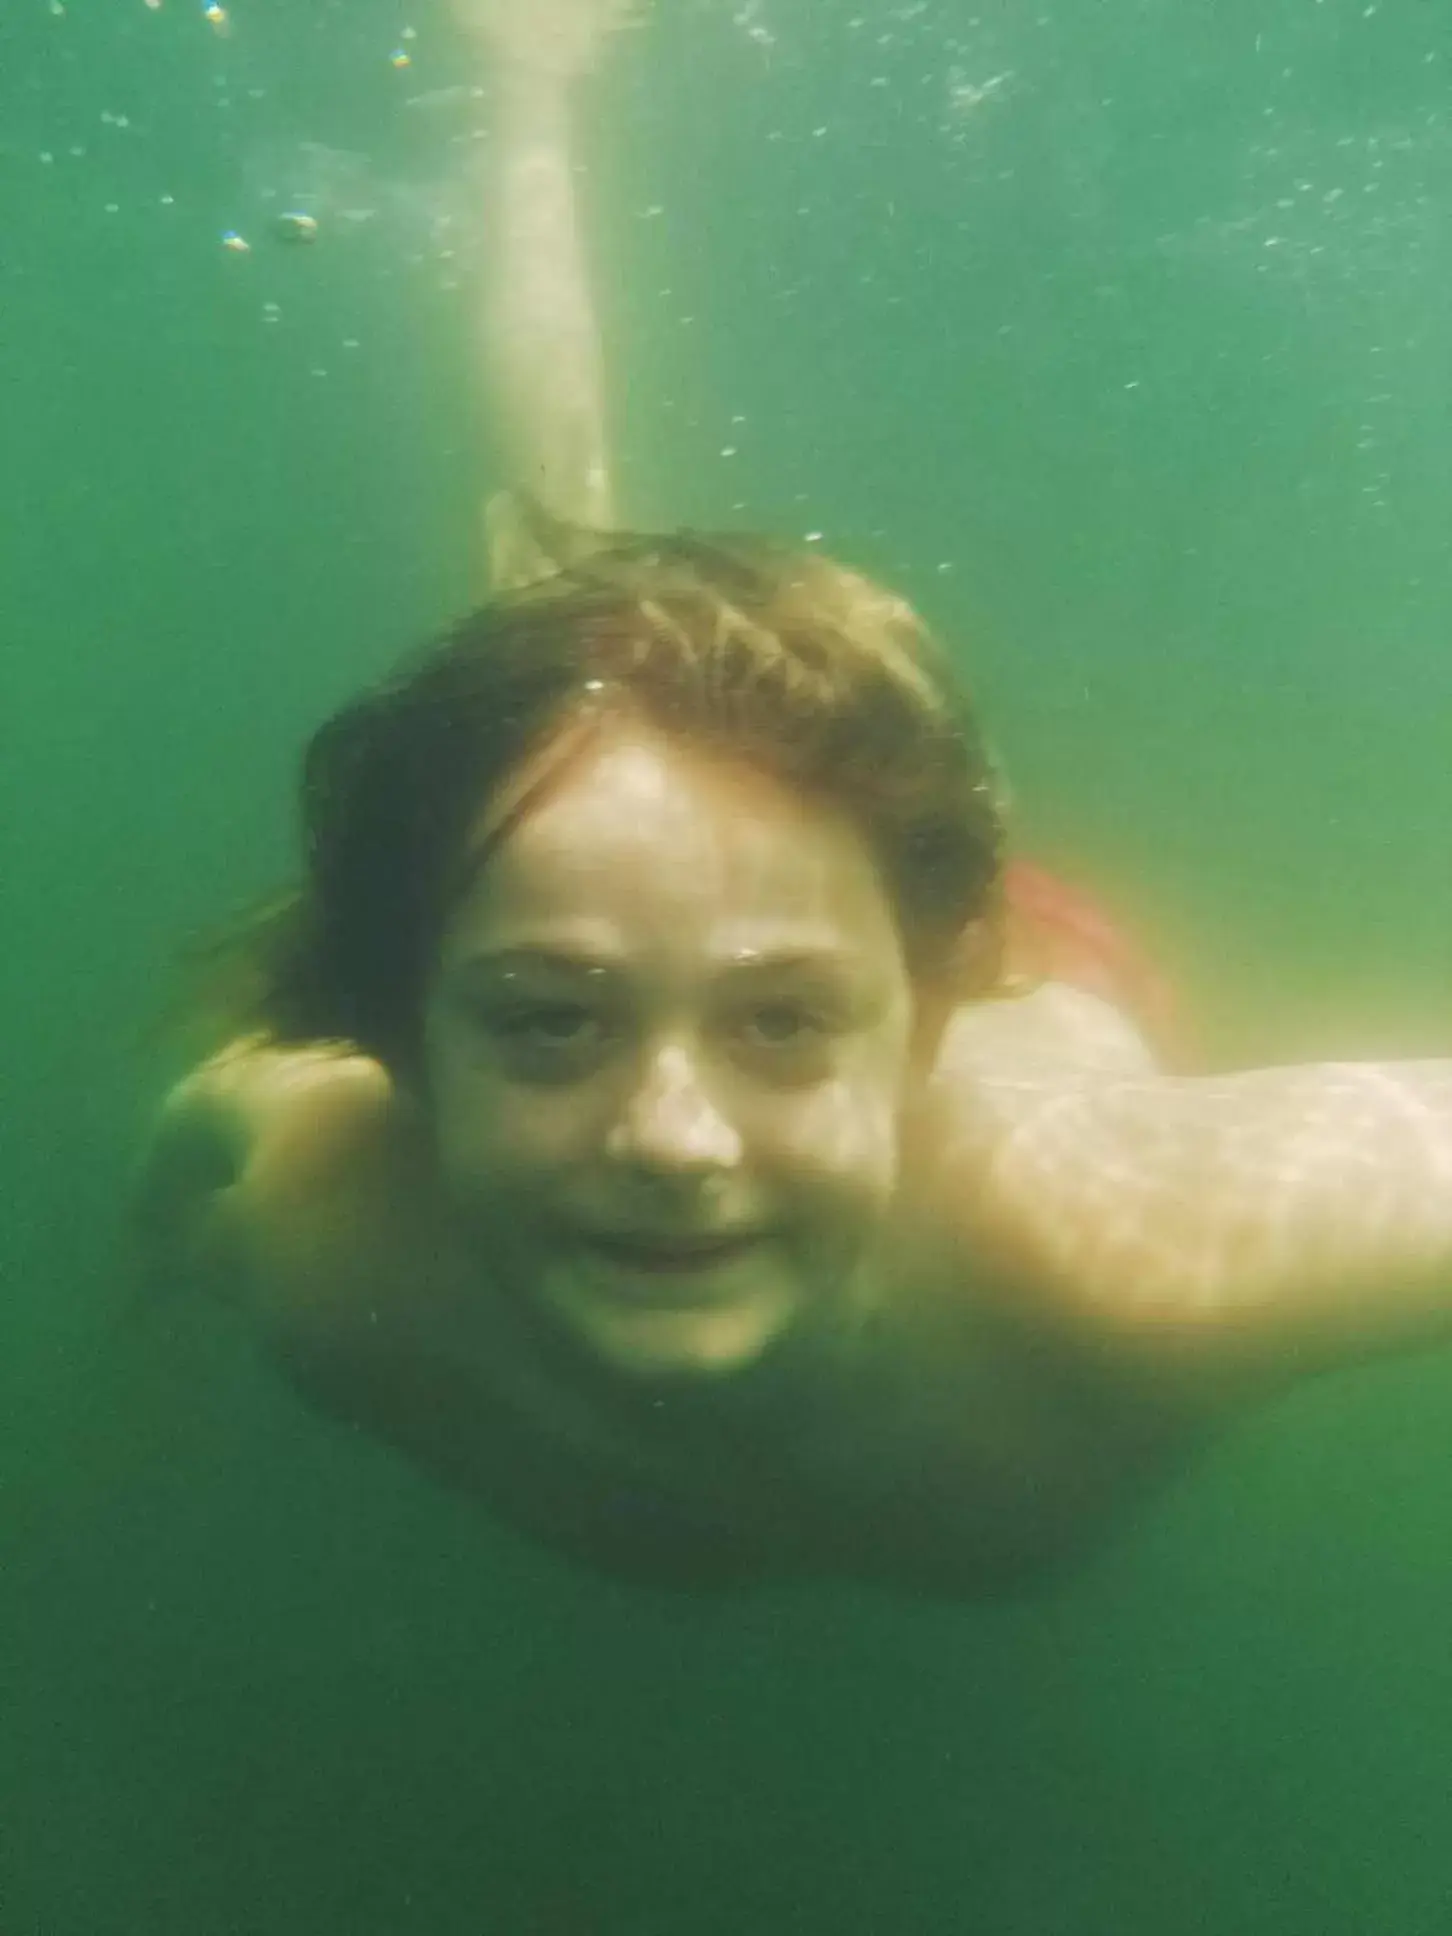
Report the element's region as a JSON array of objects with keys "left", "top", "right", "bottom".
[{"left": 419, "top": 719, "right": 918, "bottom": 1382}]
